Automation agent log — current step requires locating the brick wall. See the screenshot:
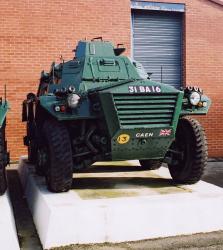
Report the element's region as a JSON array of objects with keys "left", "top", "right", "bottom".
[{"left": 0, "top": 0, "right": 222, "bottom": 160}]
